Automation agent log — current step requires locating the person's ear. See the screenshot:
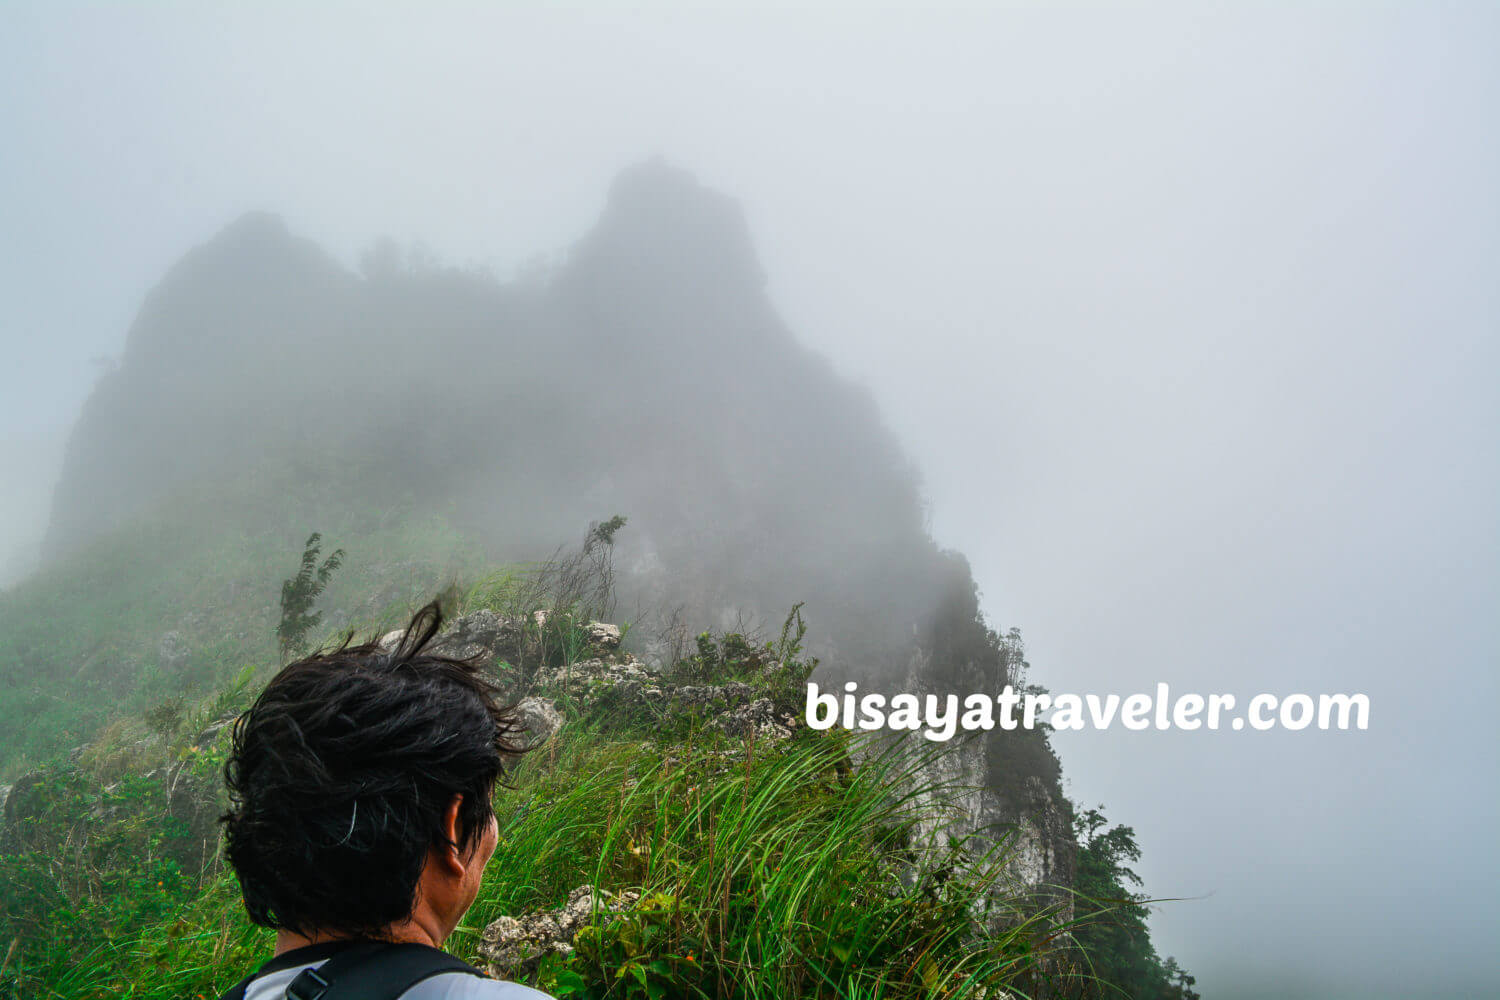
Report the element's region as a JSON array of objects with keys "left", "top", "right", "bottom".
[{"left": 438, "top": 794, "right": 466, "bottom": 876}]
